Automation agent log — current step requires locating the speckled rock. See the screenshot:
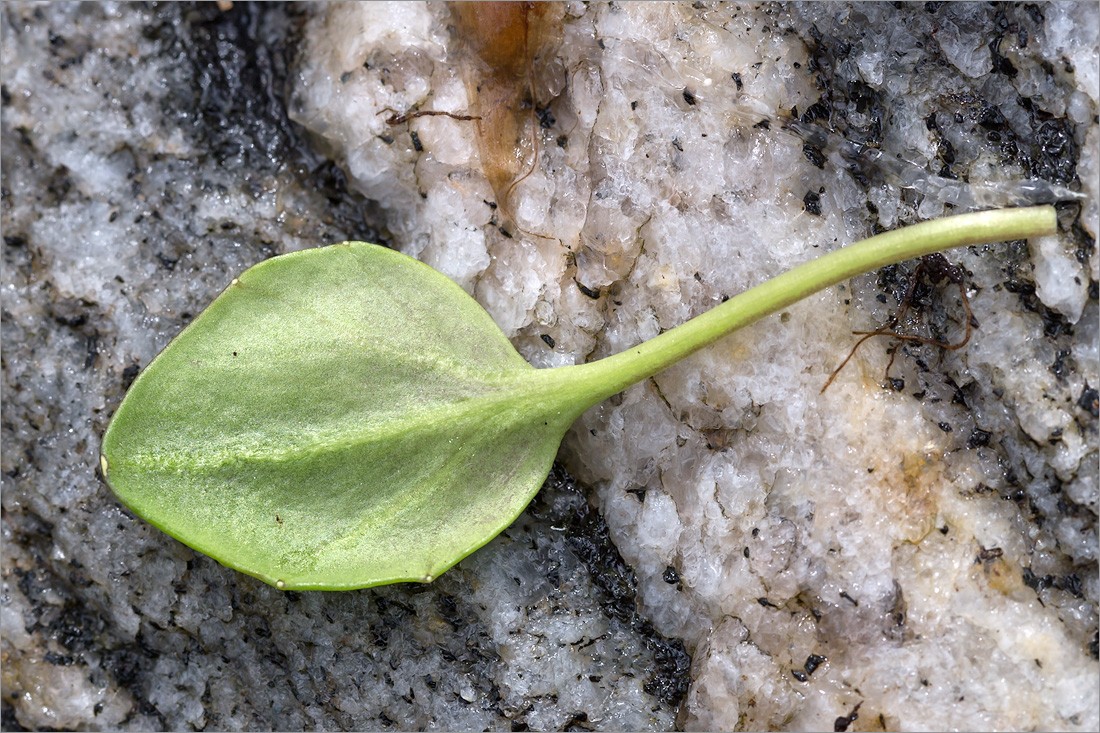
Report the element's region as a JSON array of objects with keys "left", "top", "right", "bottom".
[
  {"left": 1, "top": 3, "right": 684, "bottom": 730},
  {"left": 4, "top": 1, "right": 1098, "bottom": 731},
  {"left": 289, "top": 2, "right": 1098, "bottom": 730}
]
